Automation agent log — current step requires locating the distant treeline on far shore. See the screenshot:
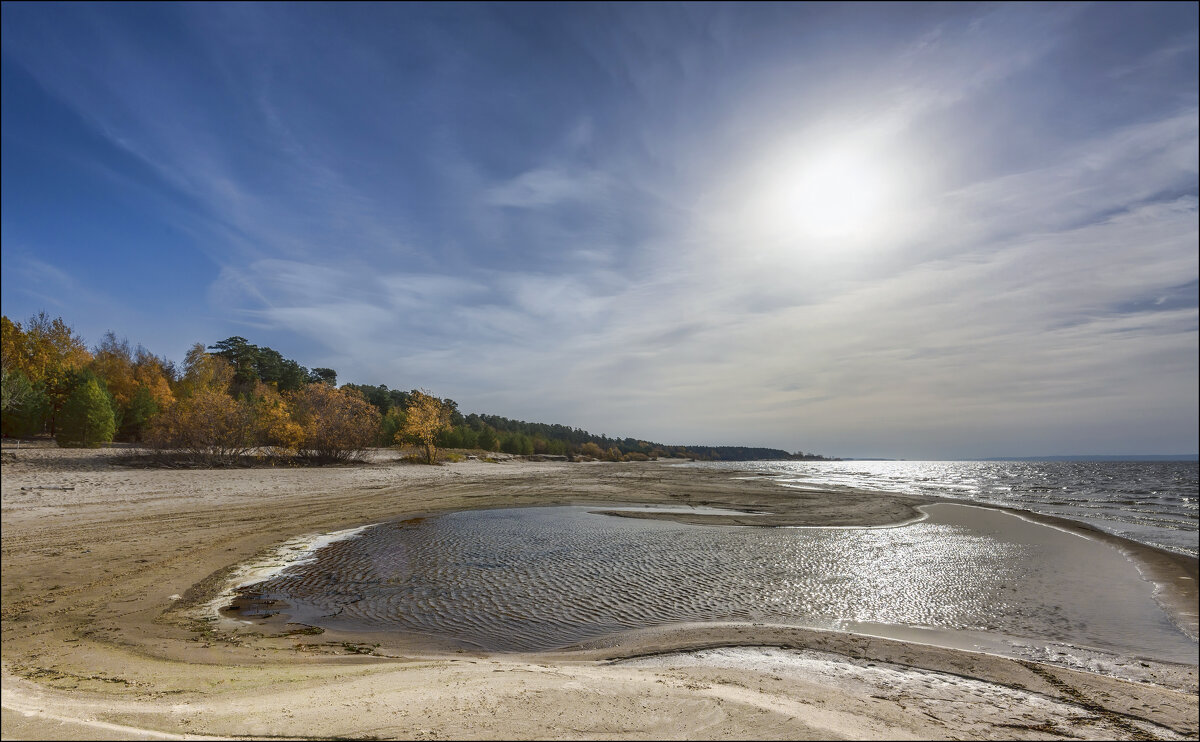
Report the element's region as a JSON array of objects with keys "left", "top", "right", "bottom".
[{"left": 1, "top": 313, "right": 836, "bottom": 464}]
